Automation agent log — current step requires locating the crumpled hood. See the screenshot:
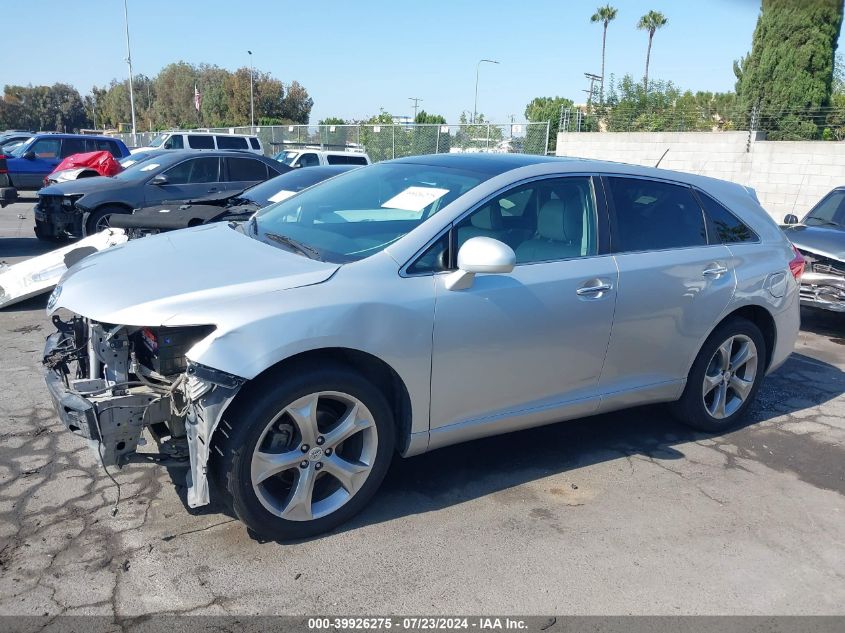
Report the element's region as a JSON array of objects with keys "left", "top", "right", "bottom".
[
  {"left": 40, "top": 176, "right": 128, "bottom": 197},
  {"left": 49, "top": 223, "right": 339, "bottom": 326},
  {"left": 783, "top": 224, "right": 845, "bottom": 261}
]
